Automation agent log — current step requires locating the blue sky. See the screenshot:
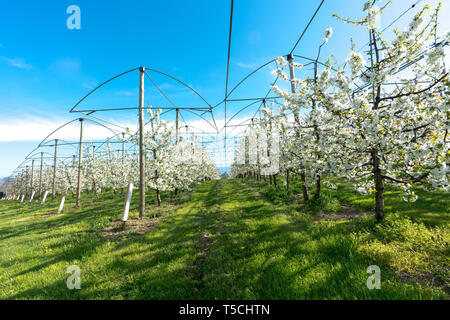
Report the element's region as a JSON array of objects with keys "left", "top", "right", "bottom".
[{"left": 0, "top": 0, "right": 449, "bottom": 177}]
